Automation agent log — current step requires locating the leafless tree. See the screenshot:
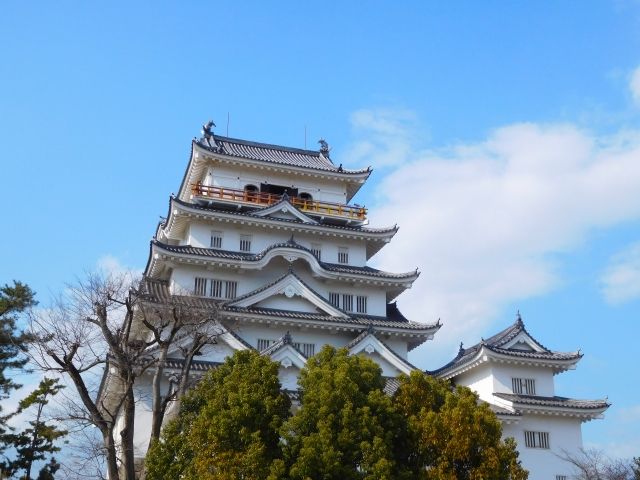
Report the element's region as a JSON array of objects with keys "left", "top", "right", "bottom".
[
  {"left": 559, "top": 448, "right": 639, "bottom": 480},
  {"left": 27, "top": 271, "right": 221, "bottom": 480}
]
